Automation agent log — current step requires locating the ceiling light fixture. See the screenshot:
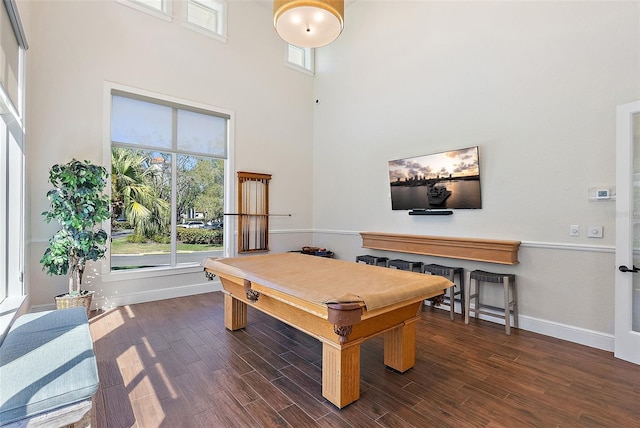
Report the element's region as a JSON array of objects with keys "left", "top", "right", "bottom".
[{"left": 273, "top": 0, "right": 344, "bottom": 48}]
